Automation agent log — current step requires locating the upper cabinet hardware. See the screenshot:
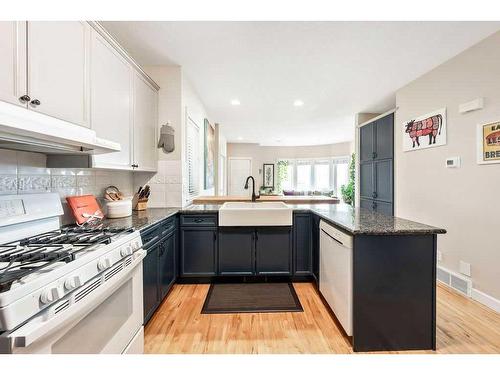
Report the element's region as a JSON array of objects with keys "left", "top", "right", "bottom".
[{"left": 19, "top": 95, "right": 31, "bottom": 103}]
